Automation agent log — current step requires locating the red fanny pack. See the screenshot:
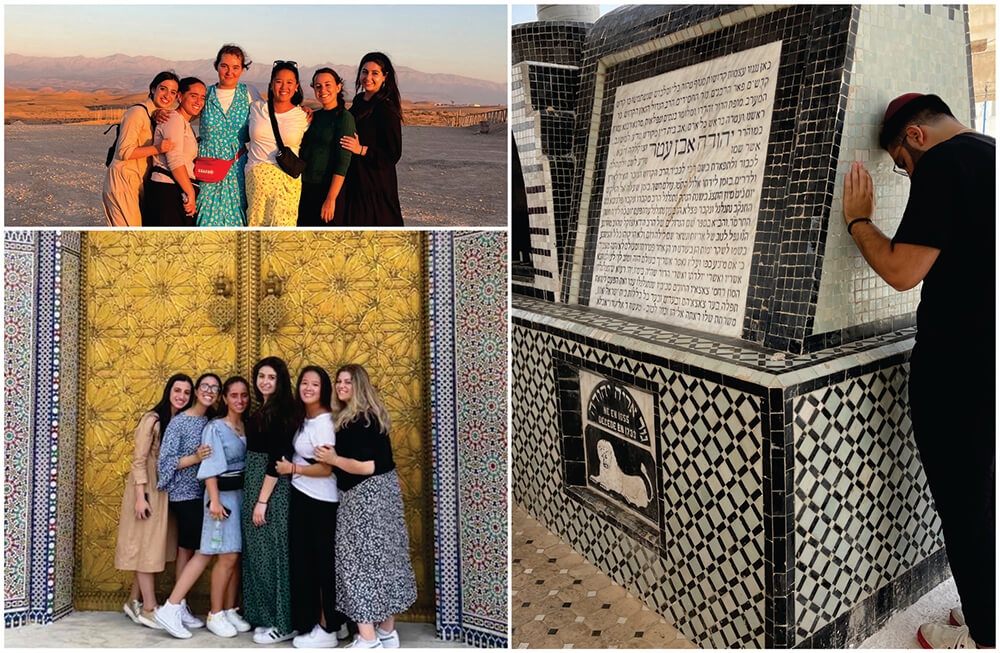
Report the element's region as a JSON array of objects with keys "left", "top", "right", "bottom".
[{"left": 193, "top": 146, "right": 247, "bottom": 183}]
